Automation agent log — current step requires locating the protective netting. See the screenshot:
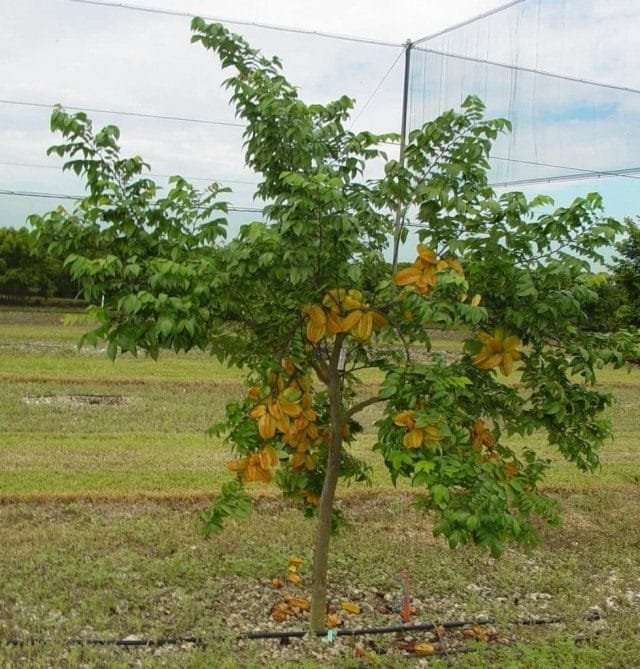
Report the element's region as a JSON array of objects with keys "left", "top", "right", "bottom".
[
  {"left": 409, "top": 0, "right": 640, "bottom": 187},
  {"left": 3, "top": 0, "right": 639, "bottom": 231},
  {"left": 0, "top": 2, "right": 404, "bottom": 231}
]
